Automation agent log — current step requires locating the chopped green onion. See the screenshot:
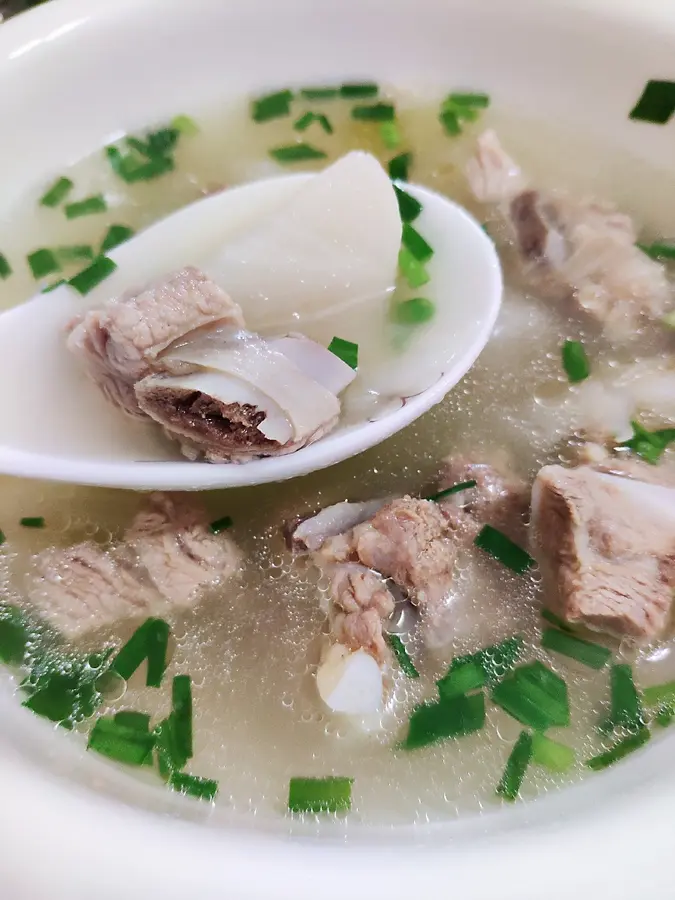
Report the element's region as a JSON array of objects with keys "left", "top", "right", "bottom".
[
  {"left": 655, "top": 704, "right": 675, "bottom": 728},
  {"left": 388, "top": 152, "right": 411, "bottom": 182},
  {"left": 531, "top": 733, "right": 576, "bottom": 772},
  {"left": 474, "top": 524, "right": 534, "bottom": 575},
  {"left": 145, "top": 619, "right": 170, "bottom": 688},
  {"left": 170, "top": 771, "right": 219, "bottom": 801},
  {"left": 637, "top": 240, "right": 675, "bottom": 261},
  {"left": 288, "top": 776, "right": 353, "bottom": 813},
  {"left": 391, "top": 296, "right": 436, "bottom": 326},
  {"left": 496, "top": 731, "right": 533, "bottom": 801},
  {"left": 56, "top": 245, "right": 94, "bottom": 264},
  {"left": 394, "top": 185, "right": 422, "bottom": 223},
  {"left": 327, "top": 336, "right": 358, "bottom": 370},
  {"left": 154, "top": 715, "right": 188, "bottom": 779},
  {"left": 387, "top": 634, "right": 419, "bottom": 678},
  {"left": 41, "top": 280, "right": 67, "bottom": 294},
  {"left": 398, "top": 248, "right": 430, "bottom": 289},
  {"left": 27, "top": 249, "right": 60, "bottom": 279},
  {"left": 449, "top": 92, "right": 490, "bottom": 109},
  {"left": 269, "top": 143, "right": 327, "bottom": 163},
  {"left": 541, "top": 608, "right": 573, "bottom": 632},
  {"left": 101, "top": 224, "right": 135, "bottom": 255},
  {"left": 0, "top": 608, "right": 29, "bottom": 666},
  {"left": 541, "top": 627, "right": 611, "bottom": 670},
  {"left": 491, "top": 661, "right": 570, "bottom": 730},
  {"left": 293, "top": 111, "right": 333, "bottom": 134},
  {"left": 340, "top": 82, "right": 378, "bottom": 99},
  {"left": 0, "top": 531, "right": 5, "bottom": 546},
  {"left": 427, "top": 479, "right": 478, "bottom": 502},
  {"left": 562, "top": 339, "right": 590, "bottom": 384},
  {"left": 617, "top": 420, "right": 675, "bottom": 465},
  {"left": 125, "top": 156, "right": 175, "bottom": 183},
  {"left": 39, "top": 177, "right": 74, "bottom": 208},
  {"left": 439, "top": 92, "right": 490, "bottom": 136},
  {"left": 438, "top": 635, "right": 523, "bottom": 697},
  {"left": 643, "top": 680, "right": 675, "bottom": 708},
  {"left": 599, "top": 664, "right": 644, "bottom": 734},
  {"left": 68, "top": 257, "right": 117, "bottom": 296},
  {"left": 629, "top": 80, "right": 675, "bottom": 124},
  {"left": 171, "top": 114, "right": 199, "bottom": 136},
  {"left": 586, "top": 728, "right": 650, "bottom": 770},
  {"left": 210, "top": 515, "right": 233, "bottom": 534},
  {"left": 111, "top": 618, "right": 170, "bottom": 683},
  {"left": 402, "top": 692, "right": 485, "bottom": 750},
  {"left": 300, "top": 87, "right": 340, "bottom": 100},
  {"left": 437, "top": 660, "right": 485, "bottom": 700},
  {"left": 0, "top": 254, "right": 11, "bottom": 279},
  {"left": 114, "top": 710, "right": 151, "bottom": 732},
  {"left": 88, "top": 717, "right": 156, "bottom": 766},
  {"left": 171, "top": 675, "right": 193, "bottom": 761},
  {"left": 20, "top": 517, "right": 45, "bottom": 528},
  {"left": 380, "top": 122, "right": 402, "bottom": 150},
  {"left": 402, "top": 223, "right": 434, "bottom": 263},
  {"left": 351, "top": 103, "right": 395, "bottom": 122},
  {"left": 251, "top": 90, "right": 294, "bottom": 123},
  {"left": 23, "top": 655, "right": 105, "bottom": 726},
  {"left": 440, "top": 108, "right": 461, "bottom": 136},
  {"left": 64, "top": 195, "right": 107, "bottom": 219}
]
